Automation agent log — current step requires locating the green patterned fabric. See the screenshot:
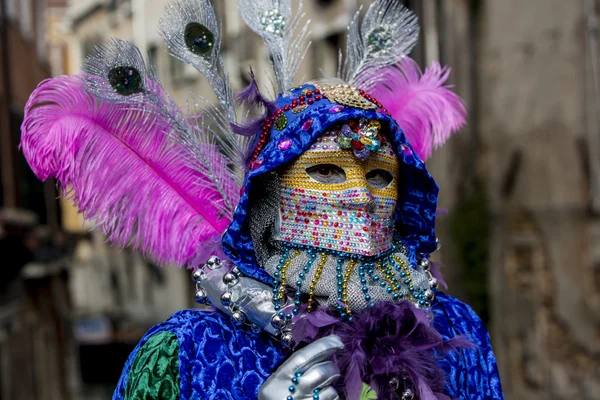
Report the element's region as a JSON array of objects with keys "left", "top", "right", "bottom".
[{"left": 124, "top": 331, "right": 181, "bottom": 400}]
